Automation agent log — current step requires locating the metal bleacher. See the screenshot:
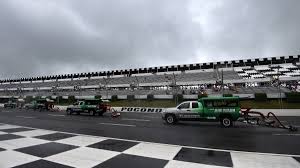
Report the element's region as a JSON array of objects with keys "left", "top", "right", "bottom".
[{"left": 0, "top": 55, "right": 299, "bottom": 97}]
